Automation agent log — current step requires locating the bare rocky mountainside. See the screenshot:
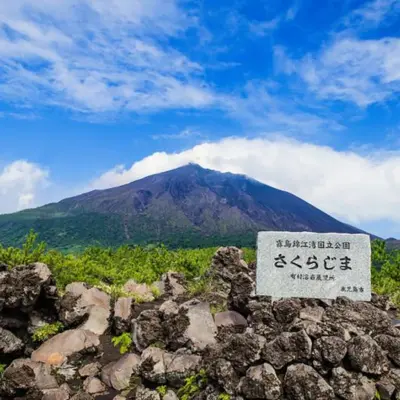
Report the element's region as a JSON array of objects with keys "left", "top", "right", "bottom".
[
  {"left": 0, "top": 164, "right": 369, "bottom": 250},
  {"left": 2, "top": 247, "right": 400, "bottom": 400}
]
